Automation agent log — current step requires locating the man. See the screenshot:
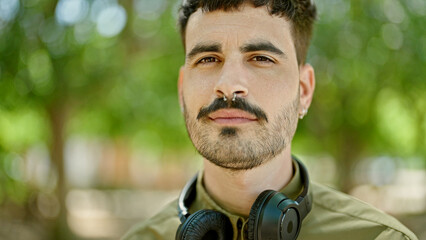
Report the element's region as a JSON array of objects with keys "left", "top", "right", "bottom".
[{"left": 123, "top": 0, "right": 418, "bottom": 239}]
